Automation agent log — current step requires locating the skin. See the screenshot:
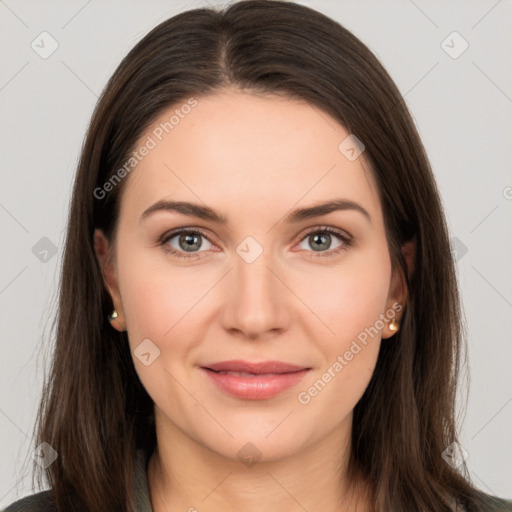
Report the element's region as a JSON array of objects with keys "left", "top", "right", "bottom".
[{"left": 94, "top": 87, "right": 414, "bottom": 512}]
